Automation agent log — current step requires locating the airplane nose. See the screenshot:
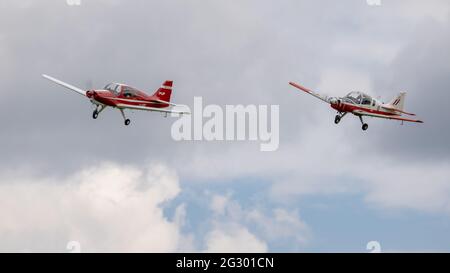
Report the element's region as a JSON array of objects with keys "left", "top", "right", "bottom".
[
  {"left": 86, "top": 90, "right": 95, "bottom": 98},
  {"left": 329, "top": 97, "right": 338, "bottom": 105}
]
